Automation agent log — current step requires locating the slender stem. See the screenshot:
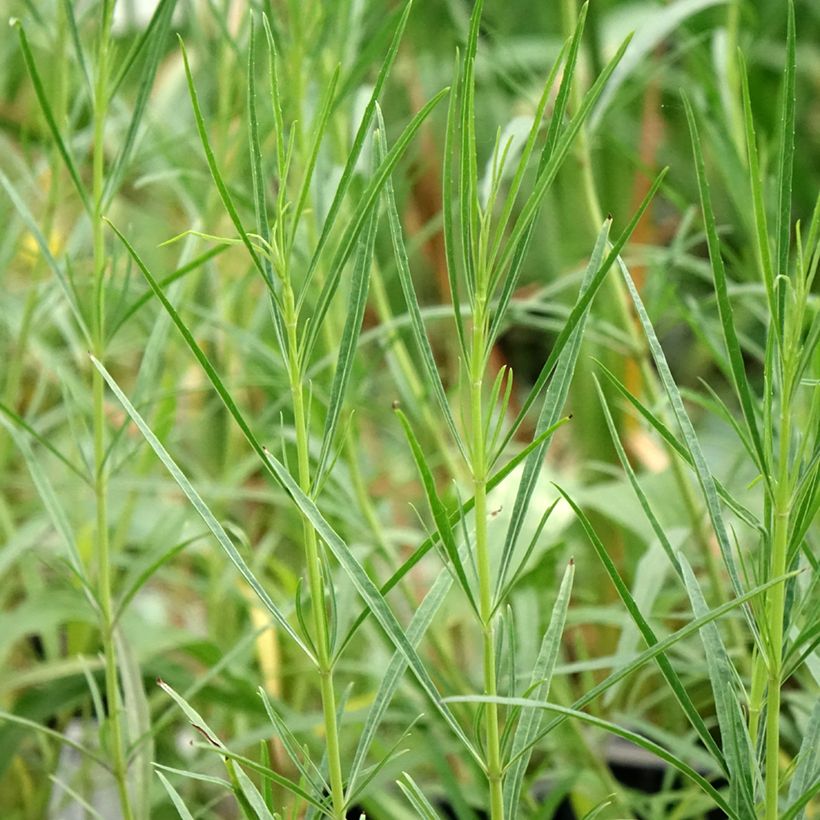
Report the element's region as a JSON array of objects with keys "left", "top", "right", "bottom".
[
  {"left": 764, "top": 394, "right": 791, "bottom": 820},
  {"left": 91, "top": 6, "right": 133, "bottom": 820},
  {"left": 282, "top": 282, "right": 346, "bottom": 819},
  {"left": 469, "top": 292, "right": 504, "bottom": 819}
]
